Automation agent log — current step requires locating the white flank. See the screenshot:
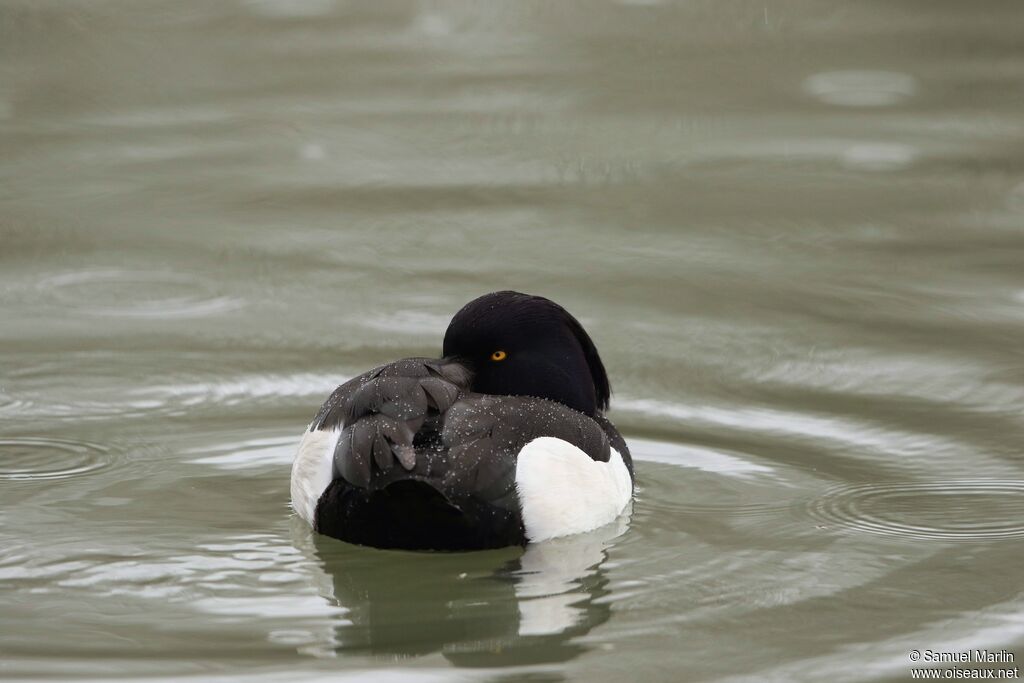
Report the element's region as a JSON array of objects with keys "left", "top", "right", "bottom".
[
  {"left": 515, "top": 437, "right": 633, "bottom": 543},
  {"left": 290, "top": 425, "right": 340, "bottom": 526}
]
